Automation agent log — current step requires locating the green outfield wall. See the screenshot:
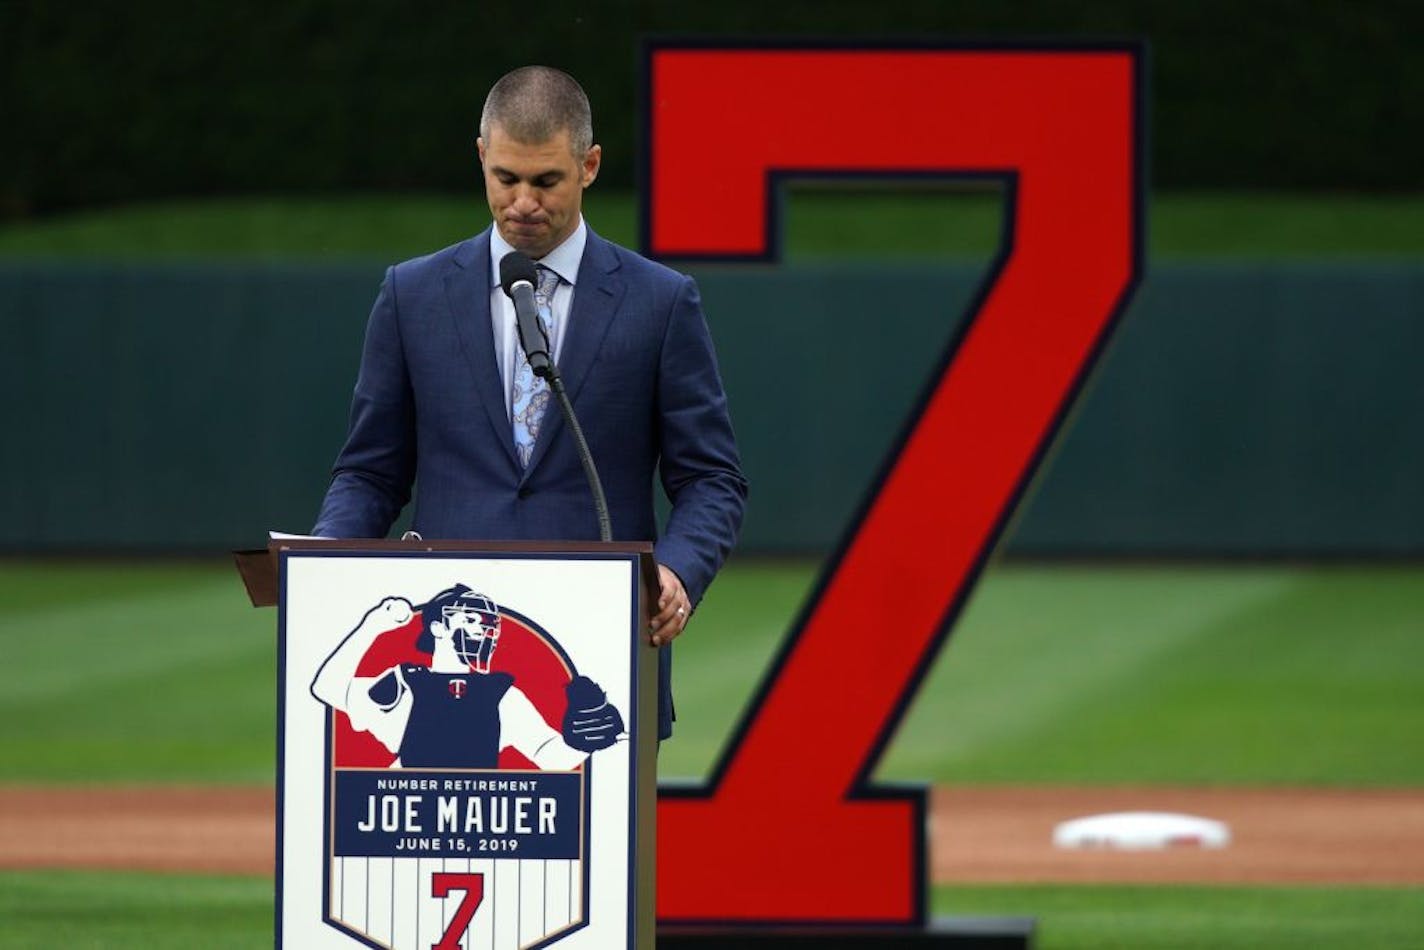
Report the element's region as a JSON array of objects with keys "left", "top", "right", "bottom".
[{"left": 1, "top": 261, "right": 1420, "bottom": 555}]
